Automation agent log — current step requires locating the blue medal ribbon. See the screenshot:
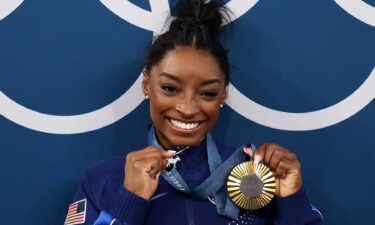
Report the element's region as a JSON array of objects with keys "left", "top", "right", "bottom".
[{"left": 147, "top": 125, "right": 248, "bottom": 219}]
